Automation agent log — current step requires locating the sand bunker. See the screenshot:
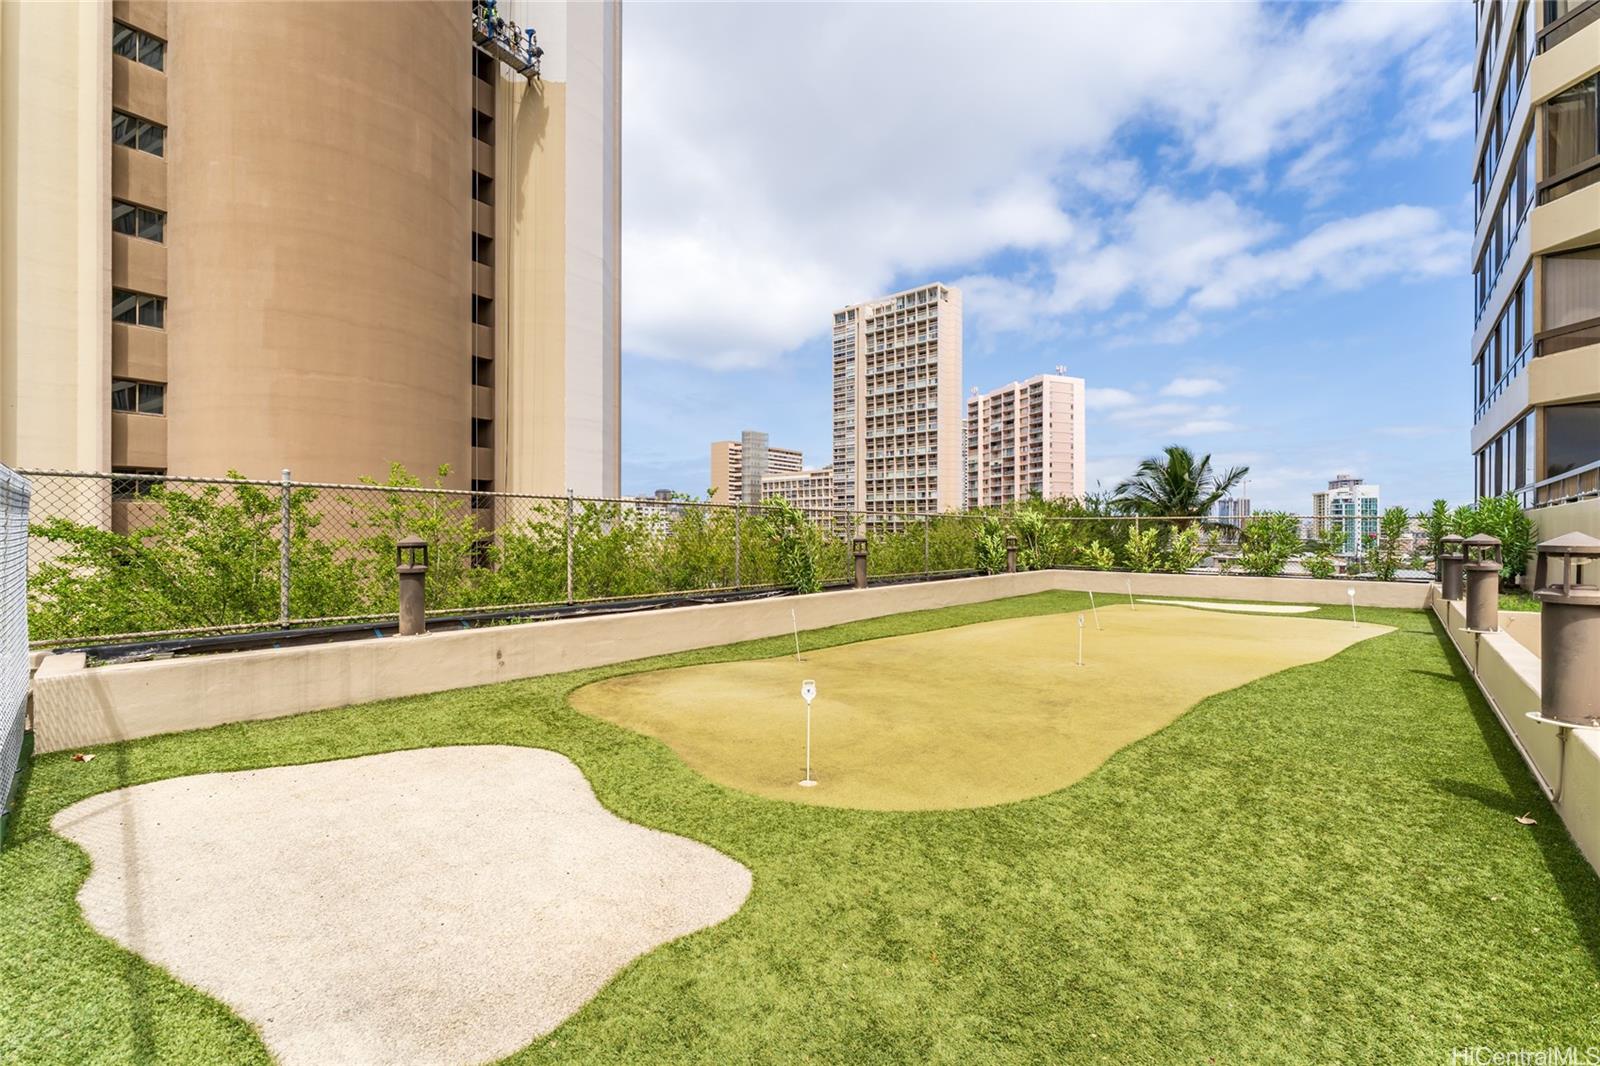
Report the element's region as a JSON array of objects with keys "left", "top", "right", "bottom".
[
  {"left": 573, "top": 604, "right": 1389, "bottom": 811},
  {"left": 52, "top": 746, "right": 750, "bottom": 1066}
]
